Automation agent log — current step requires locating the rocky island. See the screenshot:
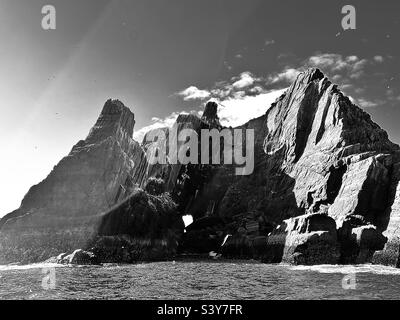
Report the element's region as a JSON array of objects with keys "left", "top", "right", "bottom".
[{"left": 1, "top": 68, "right": 400, "bottom": 267}]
